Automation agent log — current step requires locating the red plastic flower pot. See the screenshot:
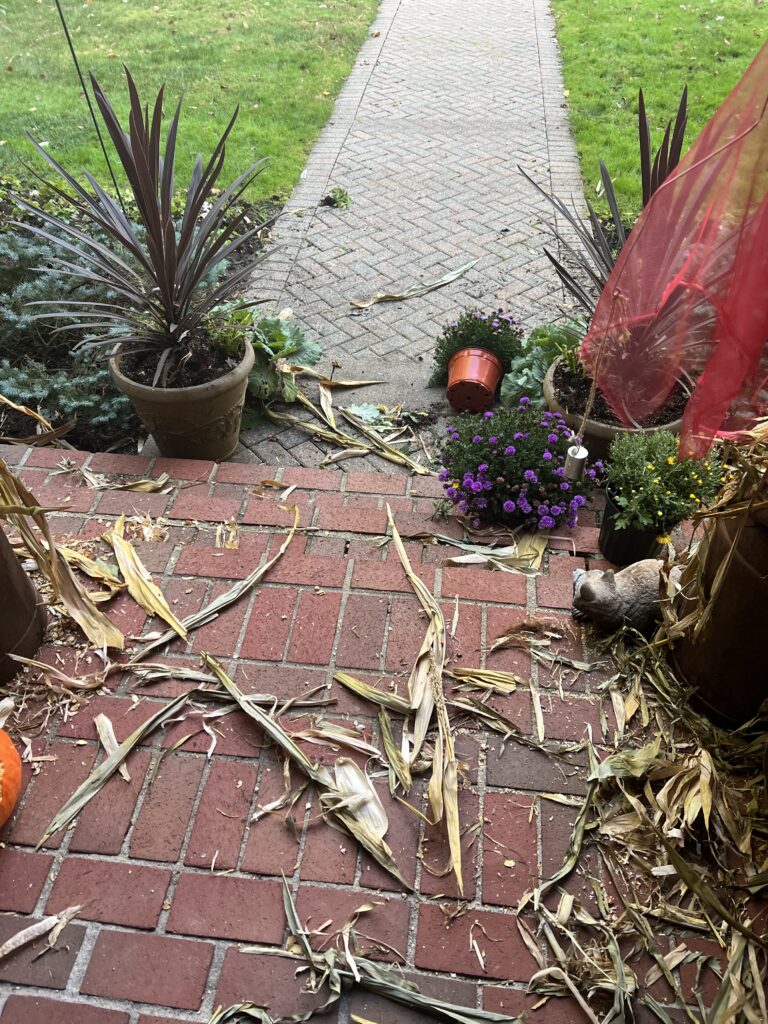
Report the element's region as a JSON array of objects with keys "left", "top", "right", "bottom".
[{"left": 447, "top": 348, "right": 503, "bottom": 412}]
